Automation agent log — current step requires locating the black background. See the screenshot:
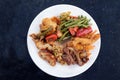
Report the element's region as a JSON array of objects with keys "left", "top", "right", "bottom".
[{"left": 0, "top": 0, "right": 120, "bottom": 80}]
